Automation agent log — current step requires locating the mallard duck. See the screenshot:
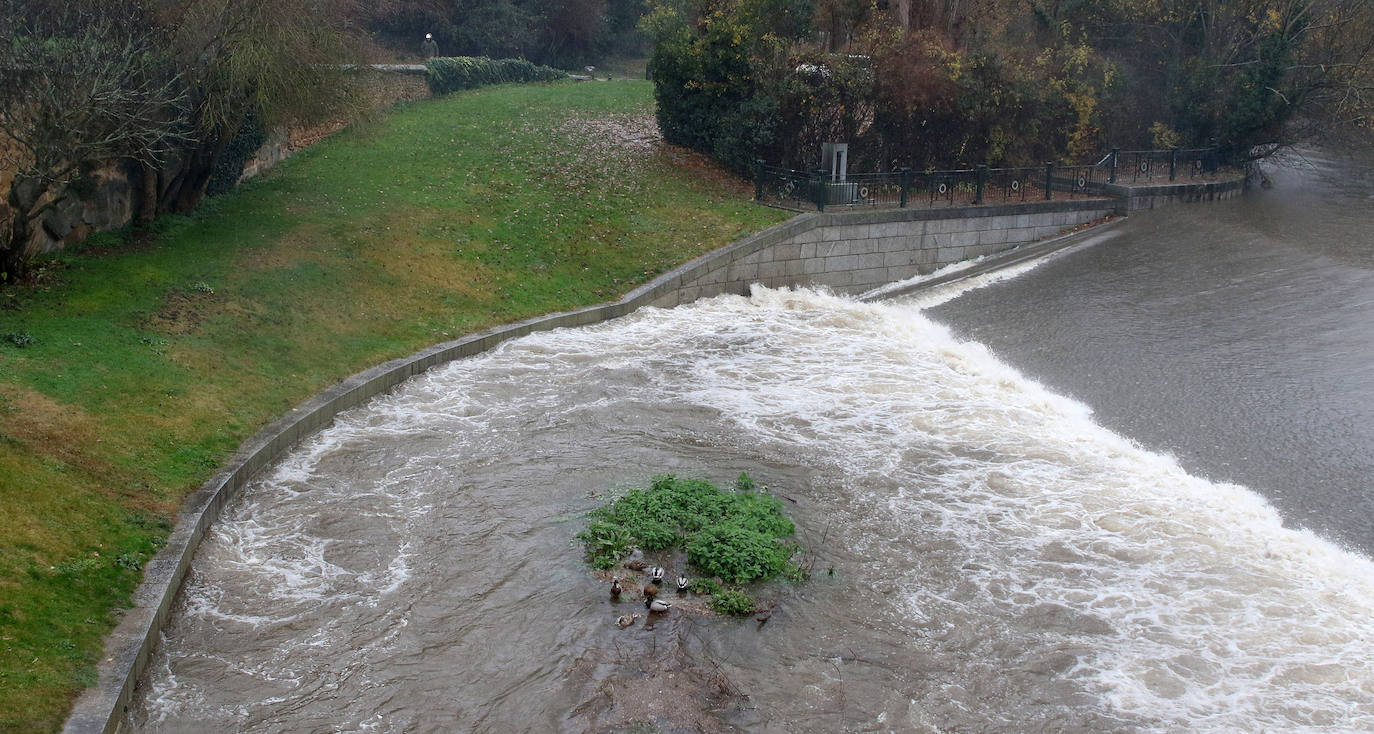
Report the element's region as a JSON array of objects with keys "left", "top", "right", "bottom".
[
  {"left": 609, "top": 577, "right": 623, "bottom": 597},
  {"left": 624, "top": 559, "right": 647, "bottom": 571},
  {"left": 616, "top": 613, "right": 639, "bottom": 628},
  {"left": 642, "top": 583, "right": 659, "bottom": 600},
  {"left": 676, "top": 573, "right": 689, "bottom": 592},
  {"left": 645, "top": 598, "right": 672, "bottom": 613},
  {"left": 649, "top": 566, "right": 665, "bottom": 584}
]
